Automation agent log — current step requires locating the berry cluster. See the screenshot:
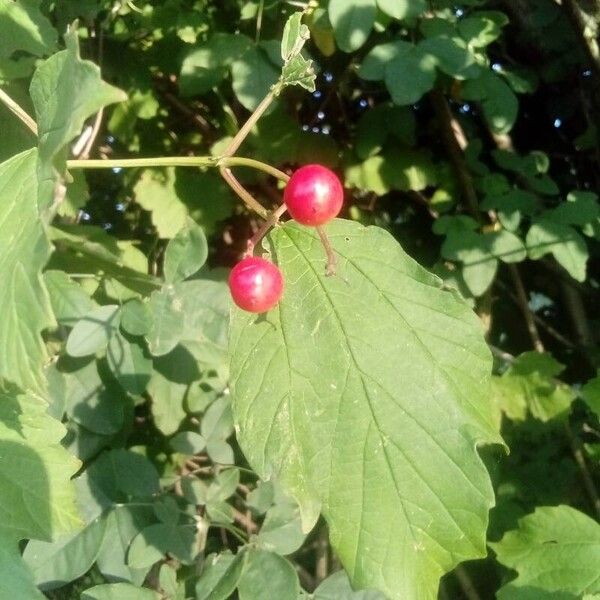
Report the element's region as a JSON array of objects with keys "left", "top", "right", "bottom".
[{"left": 228, "top": 164, "right": 343, "bottom": 313}]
